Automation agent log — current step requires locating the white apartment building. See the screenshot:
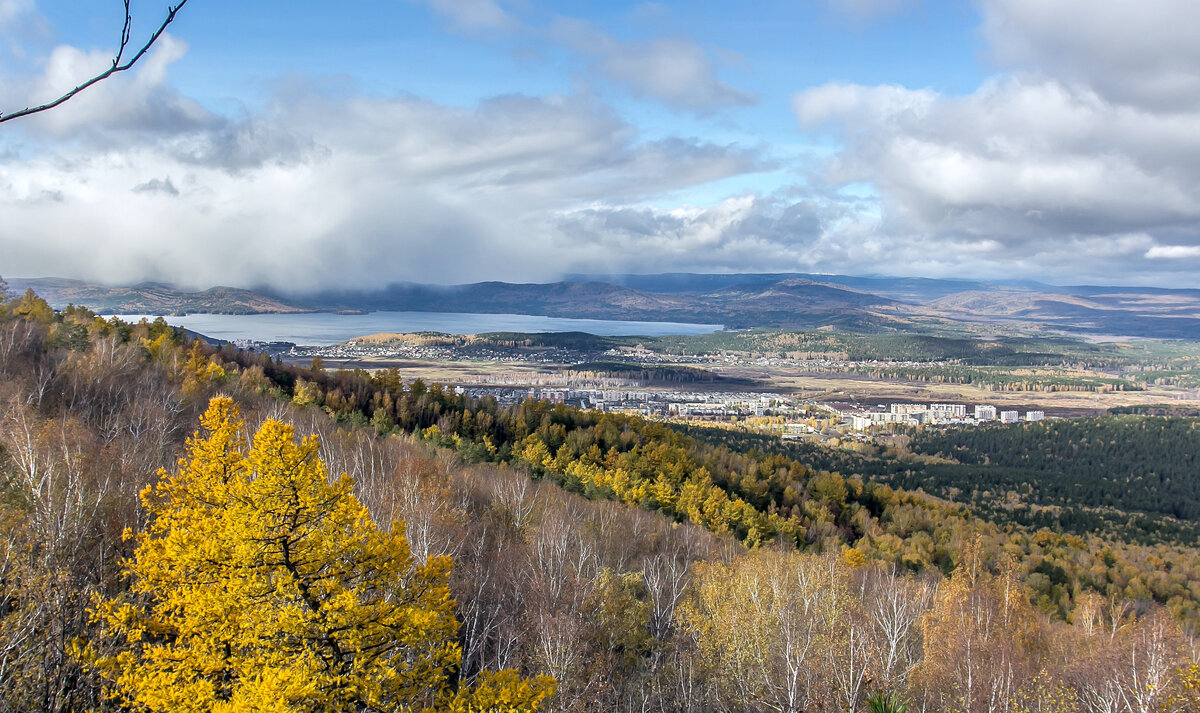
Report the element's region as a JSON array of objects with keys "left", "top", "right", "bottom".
[
  {"left": 851, "top": 412, "right": 917, "bottom": 430},
  {"left": 929, "top": 403, "right": 967, "bottom": 421}
]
